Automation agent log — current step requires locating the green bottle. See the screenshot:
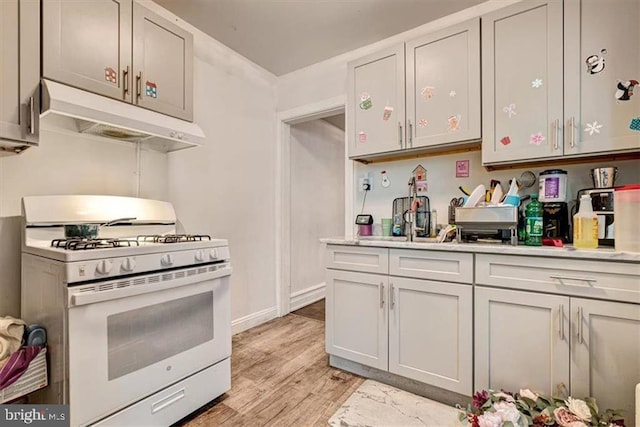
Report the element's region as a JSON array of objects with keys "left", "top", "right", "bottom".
[{"left": 525, "top": 194, "right": 543, "bottom": 246}]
